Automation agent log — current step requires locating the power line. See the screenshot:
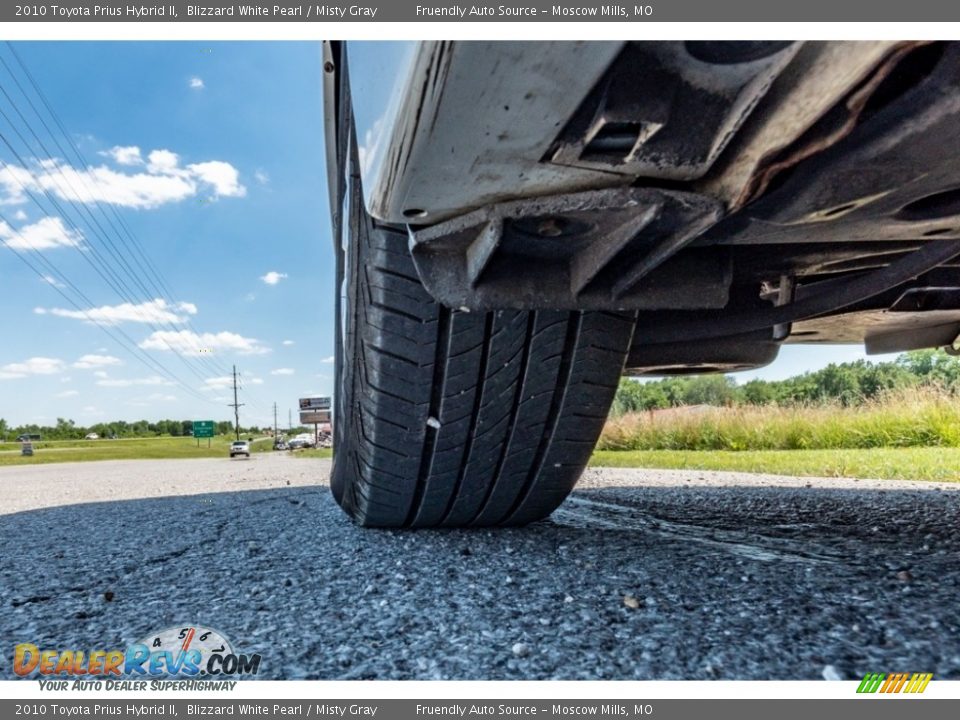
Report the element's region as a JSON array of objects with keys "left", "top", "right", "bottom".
[
  {"left": 3, "top": 45, "right": 185, "bottom": 317},
  {"left": 0, "top": 43, "right": 234, "bottom": 381},
  {"left": 229, "top": 365, "right": 244, "bottom": 441},
  {"left": 0, "top": 210, "right": 217, "bottom": 405},
  {"left": 0, "top": 98, "right": 223, "bottom": 386},
  {"left": 0, "top": 44, "right": 275, "bottom": 412},
  {"left": 0, "top": 143, "right": 216, "bottom": 387}
]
